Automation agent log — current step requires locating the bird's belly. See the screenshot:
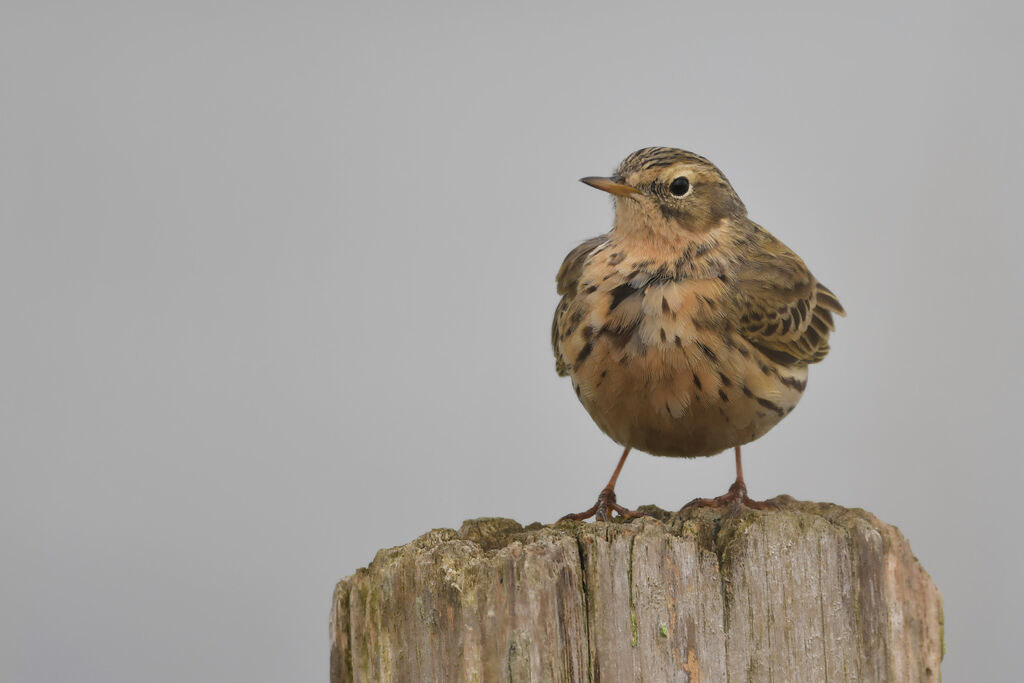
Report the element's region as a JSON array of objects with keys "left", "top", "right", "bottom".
[{"left": 570, "top": 335, "right": 806, "bottom": 458}]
